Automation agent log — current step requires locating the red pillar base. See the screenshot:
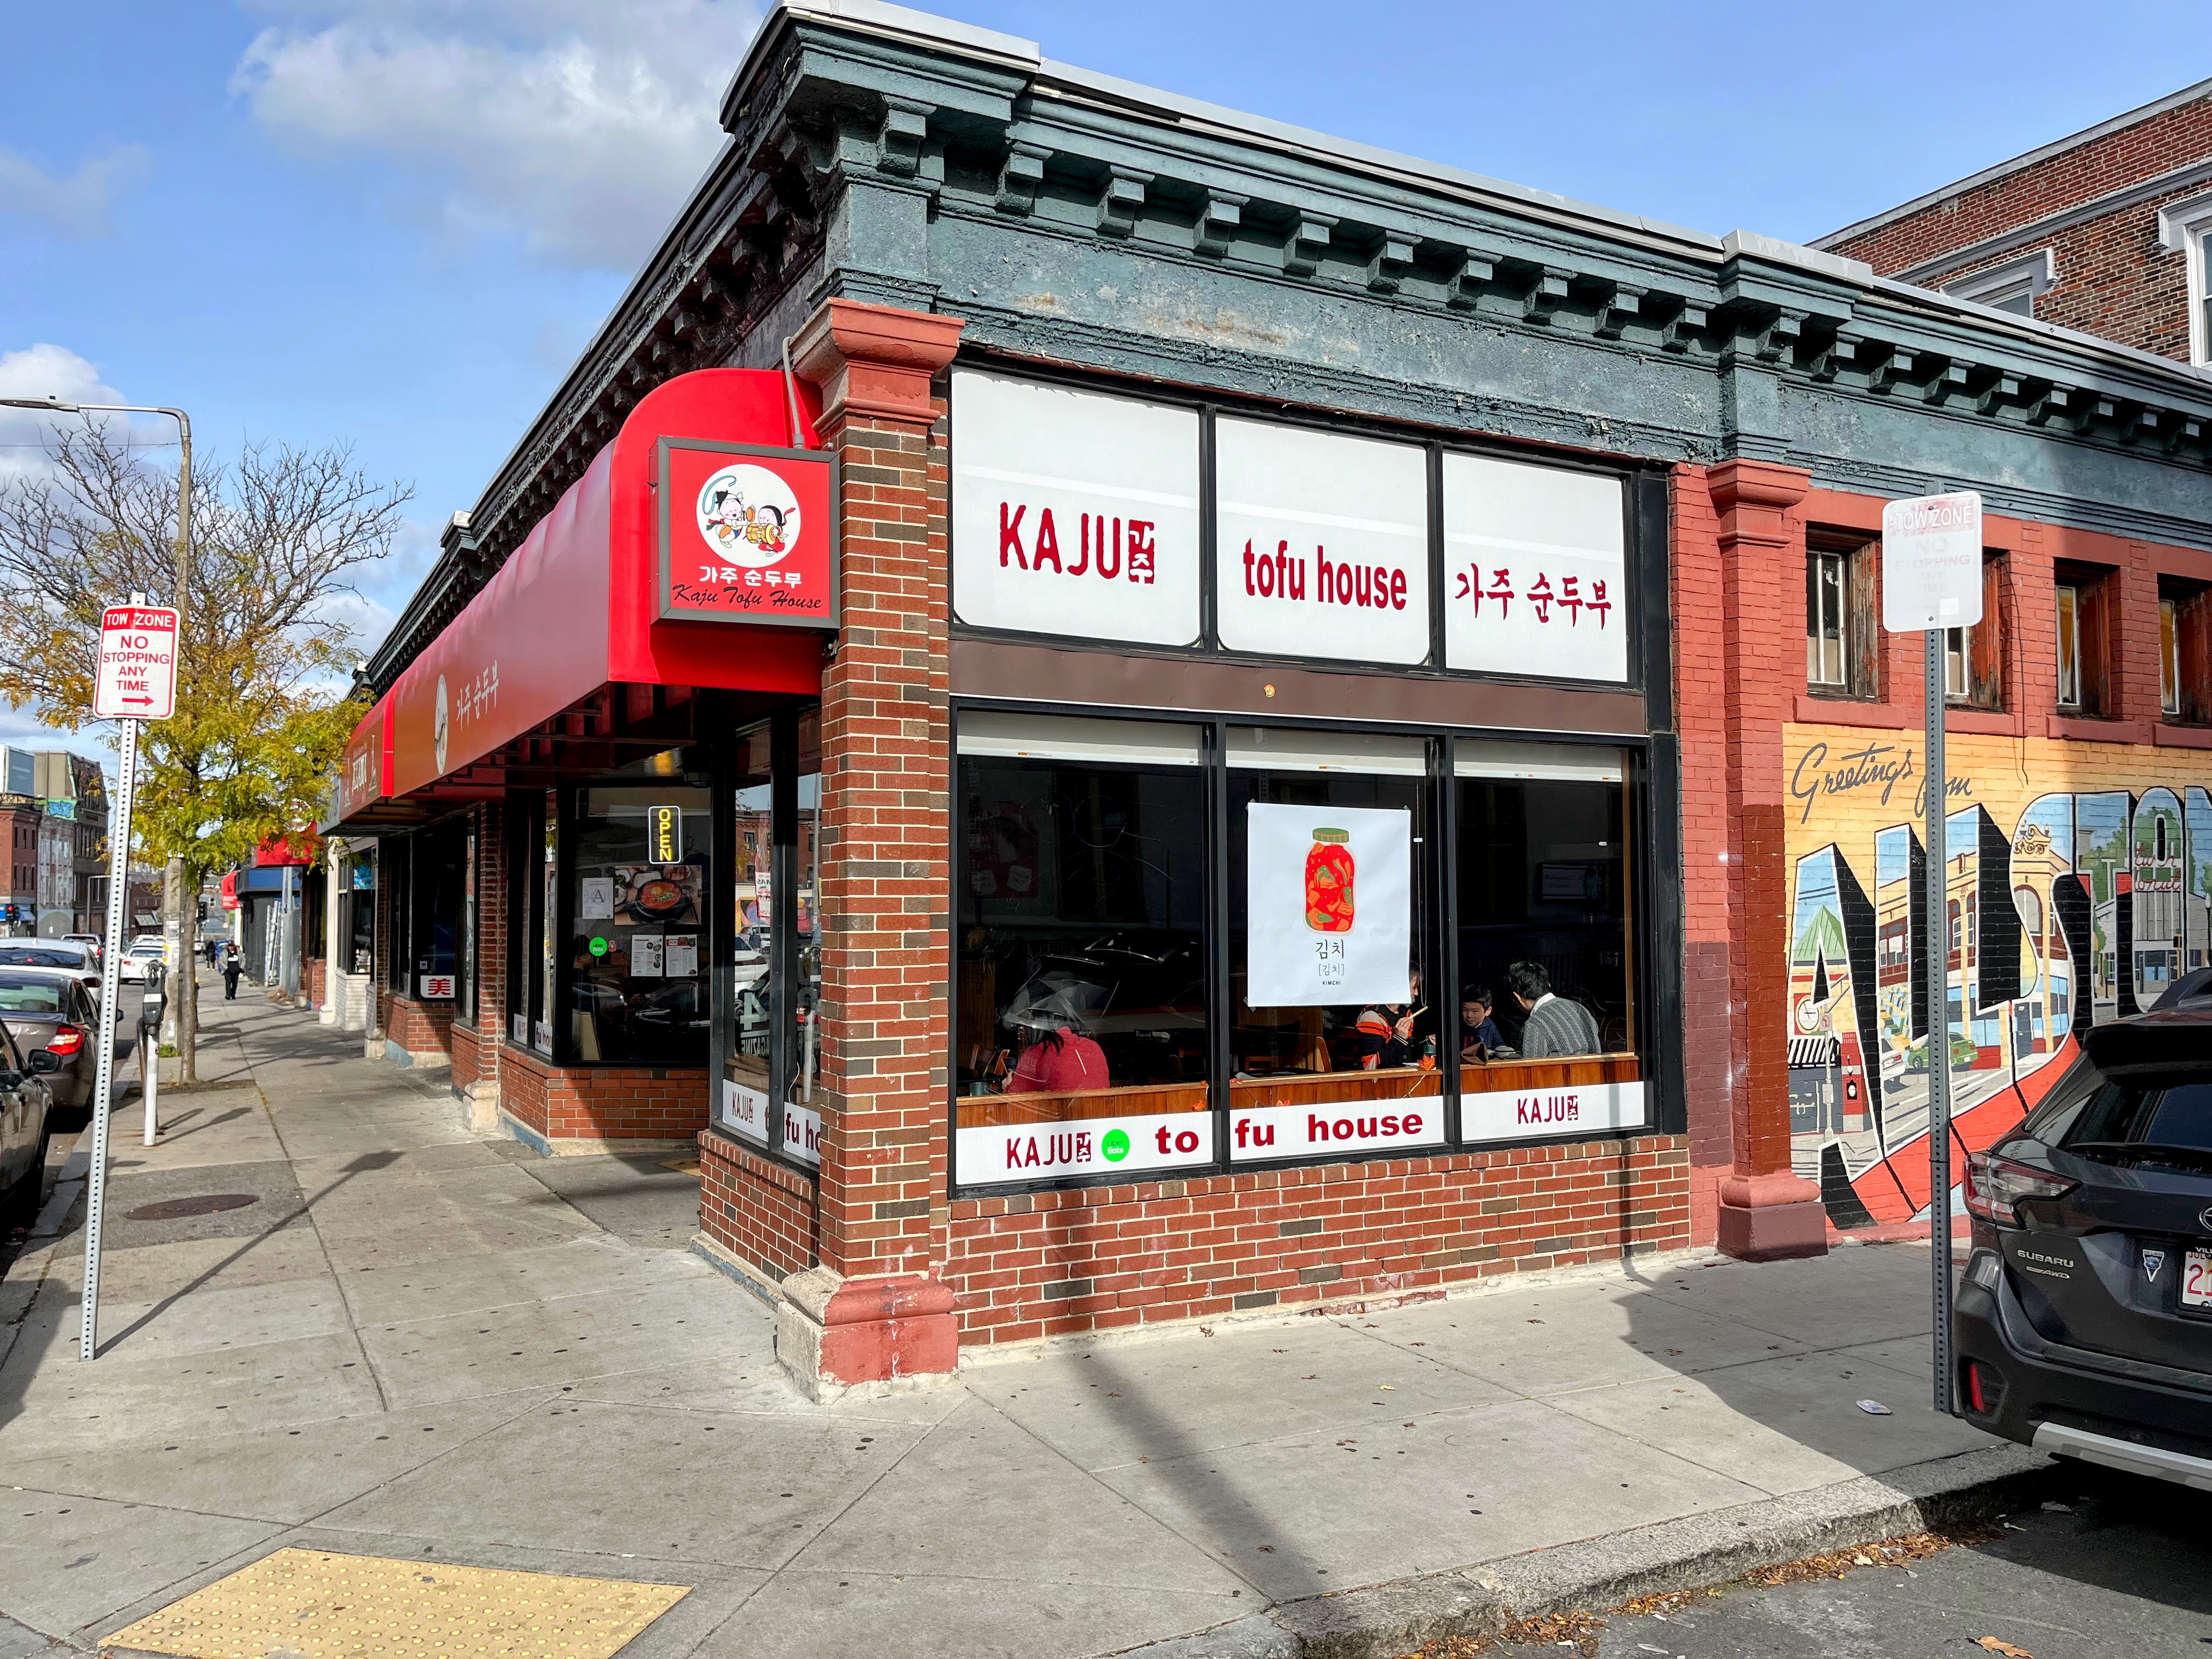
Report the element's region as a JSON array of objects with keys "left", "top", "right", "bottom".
[
  {"left": 1717, "top": 1171, "right": 1829, "bottom": 1262},
  {"left": 775, "top": 1267, "right": 960, "bottom": 1402}
]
